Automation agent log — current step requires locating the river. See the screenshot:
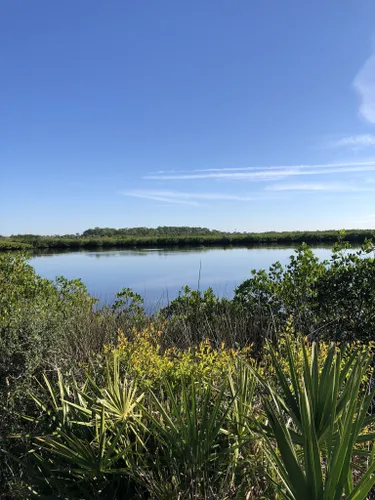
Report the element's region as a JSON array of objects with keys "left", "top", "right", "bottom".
[{"left": 29, "top": 246, "right": 334, "bottom": 310}]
